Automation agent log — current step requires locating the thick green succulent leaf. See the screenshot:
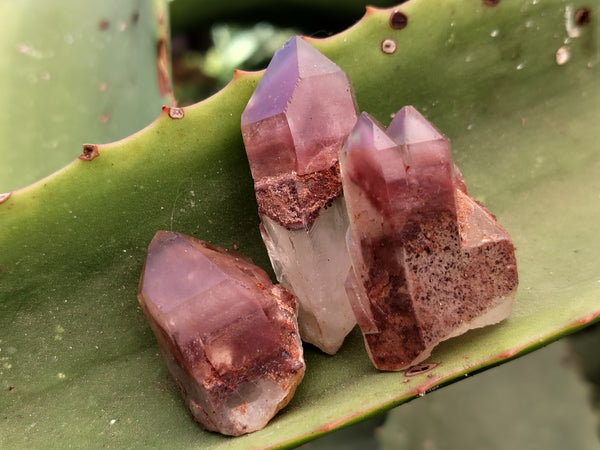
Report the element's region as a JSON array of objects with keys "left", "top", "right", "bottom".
[
  {"left": 1, "top": 0, "right": 599, "bottom": 448},
  {"left": 0, "top": 0, "right": 172, "bottom": 192}
]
